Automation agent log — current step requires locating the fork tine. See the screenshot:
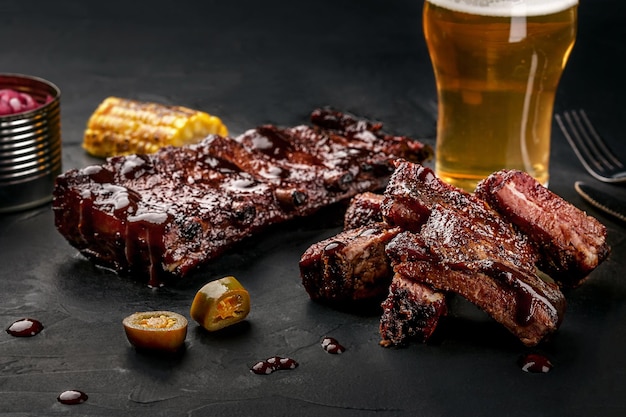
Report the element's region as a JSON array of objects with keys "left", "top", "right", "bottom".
[
  {"left": 556, "top": 111, "right": 602, "bottom": 175},
  {"left": 557, "top": 109, "right": 626, "bottom": 182},
  {"left": 566, "top": 110, "right": 607, "bottom": 173},
  {"left": 577, "top": 109, "right": 624, "bottom": 170}
]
